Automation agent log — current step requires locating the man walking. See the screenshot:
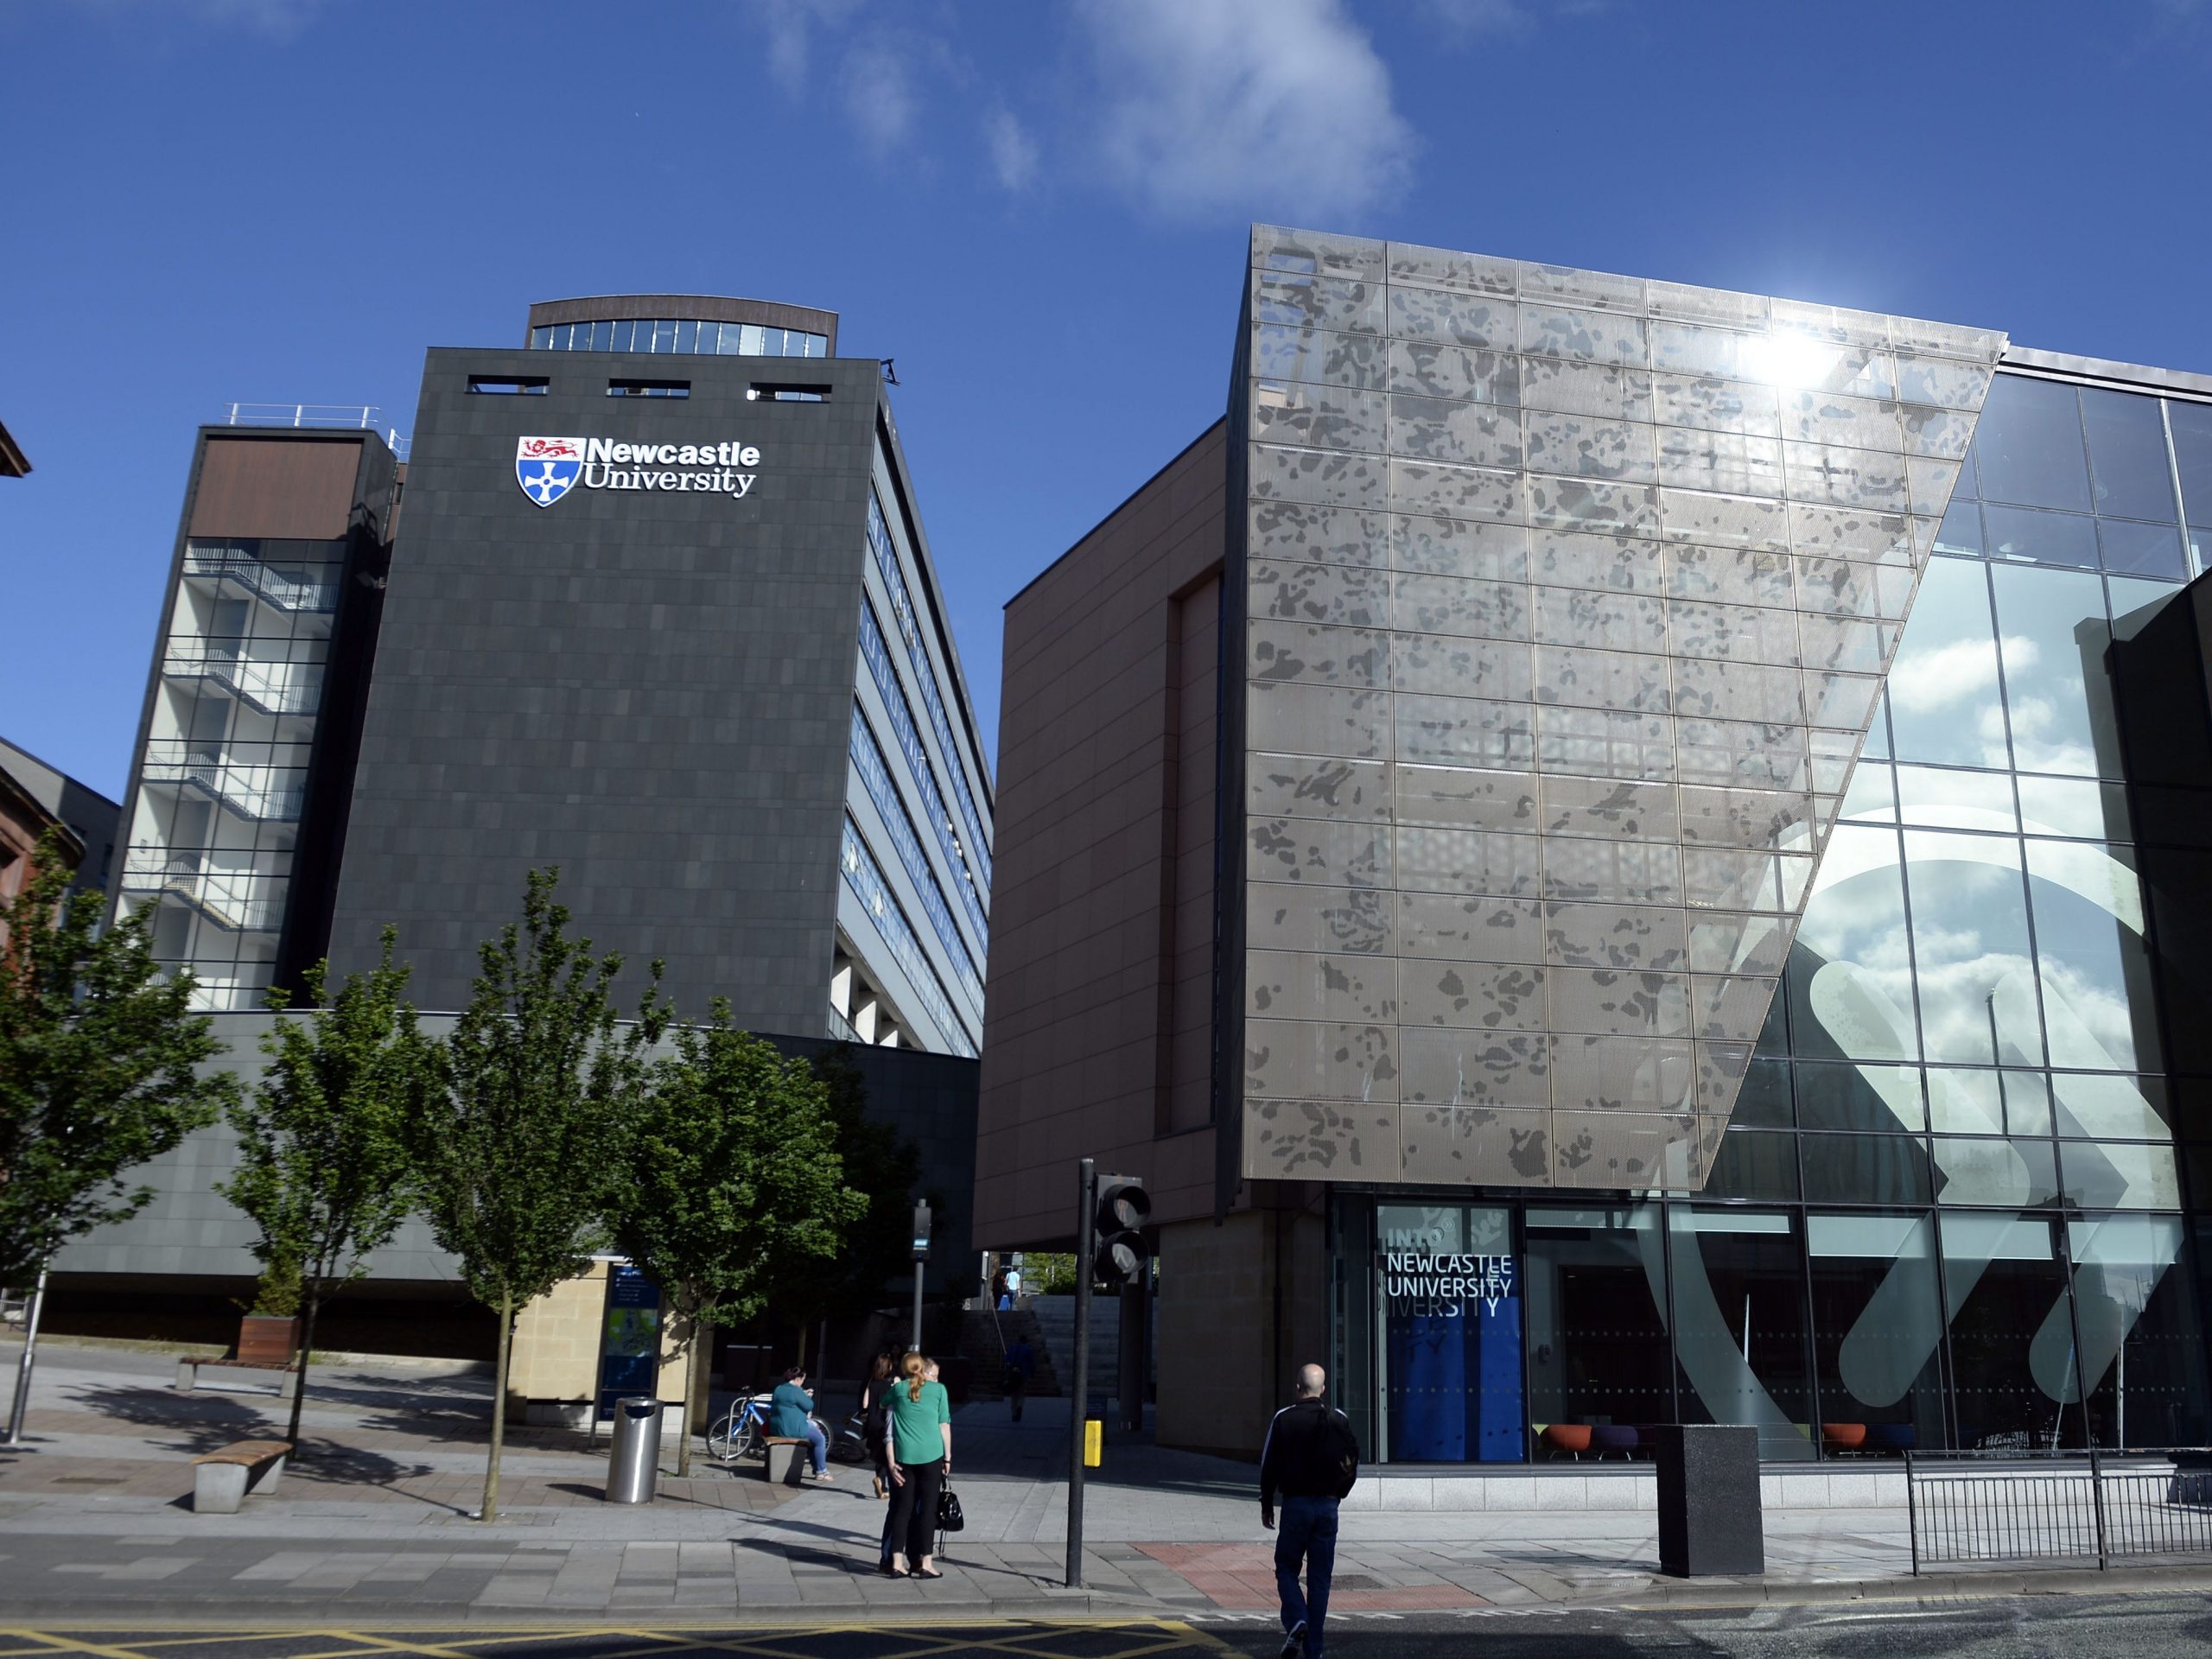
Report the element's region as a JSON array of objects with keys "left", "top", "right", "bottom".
[
  {"left": 1001, "top": 1333, "right": 1035, "bottom": 1422},
  {"left": 1260, "top": 1363, "right": 1359, "bottom": 1659}
]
